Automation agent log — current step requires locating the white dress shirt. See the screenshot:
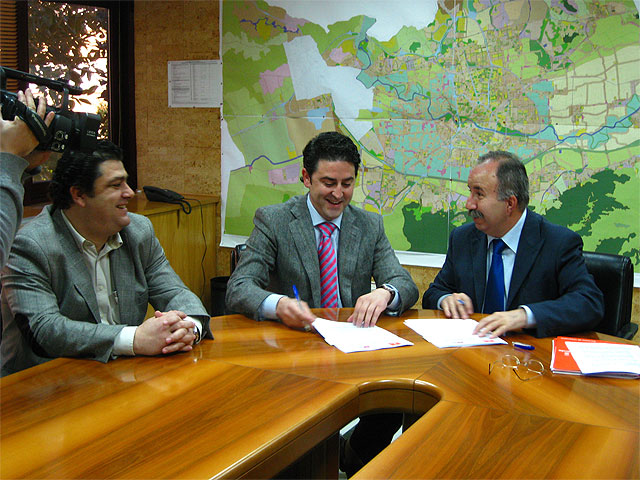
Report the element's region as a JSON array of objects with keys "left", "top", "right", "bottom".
[
  {"left": 438, "top": 210, "right": 536, "bottom": 327},
  {"left": 61, "top": 212, "right": 202, "bottom": 355}
]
